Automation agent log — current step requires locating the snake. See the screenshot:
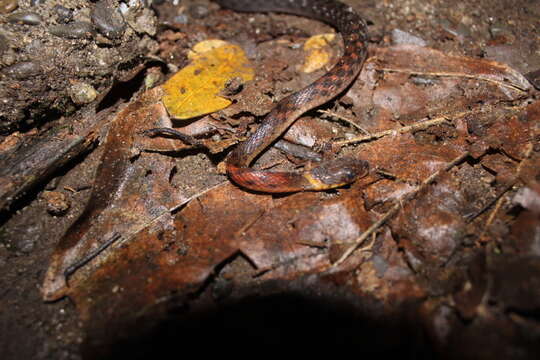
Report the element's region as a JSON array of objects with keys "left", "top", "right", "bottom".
[{"left": 217, "top": 0, "right": 370, "bottom": 193}]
